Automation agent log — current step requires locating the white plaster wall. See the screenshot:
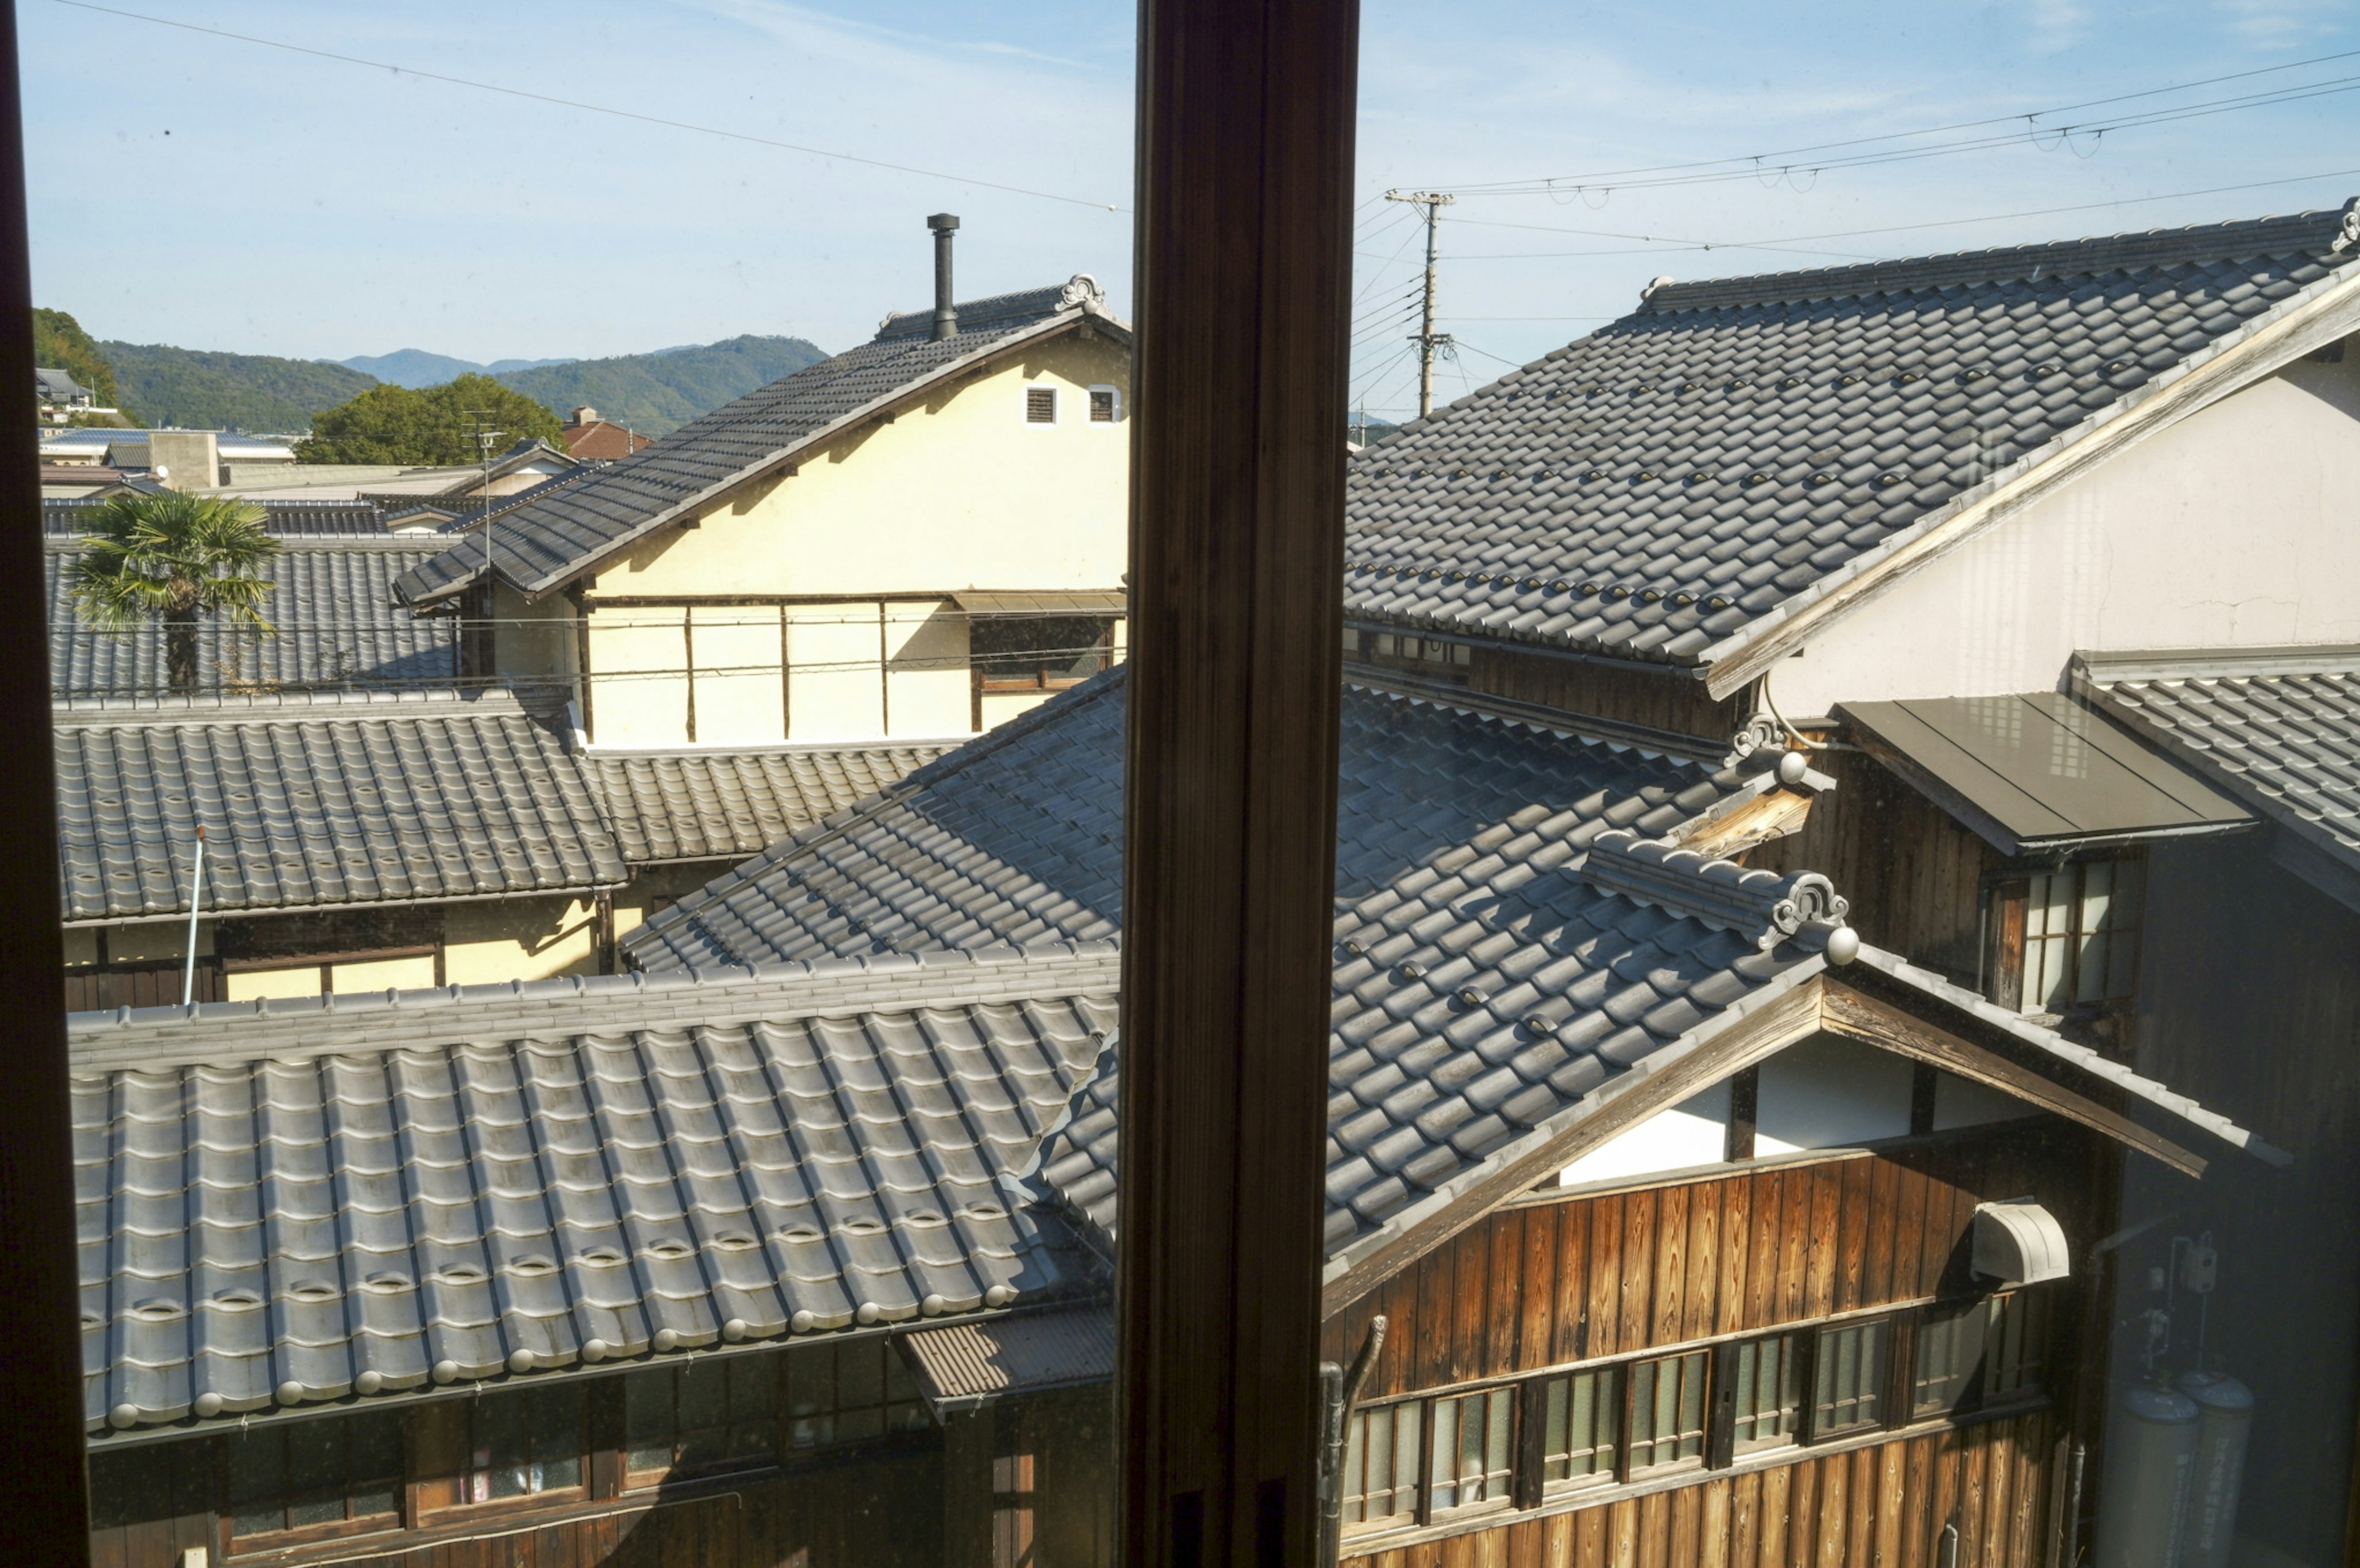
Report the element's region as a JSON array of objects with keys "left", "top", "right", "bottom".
[
  {"left": 1558, "top": 1082, "right": 1730, "bottom": 1188},
  {"left": 1776, "top": 347, "right": 2360, "bottom": 714}
]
